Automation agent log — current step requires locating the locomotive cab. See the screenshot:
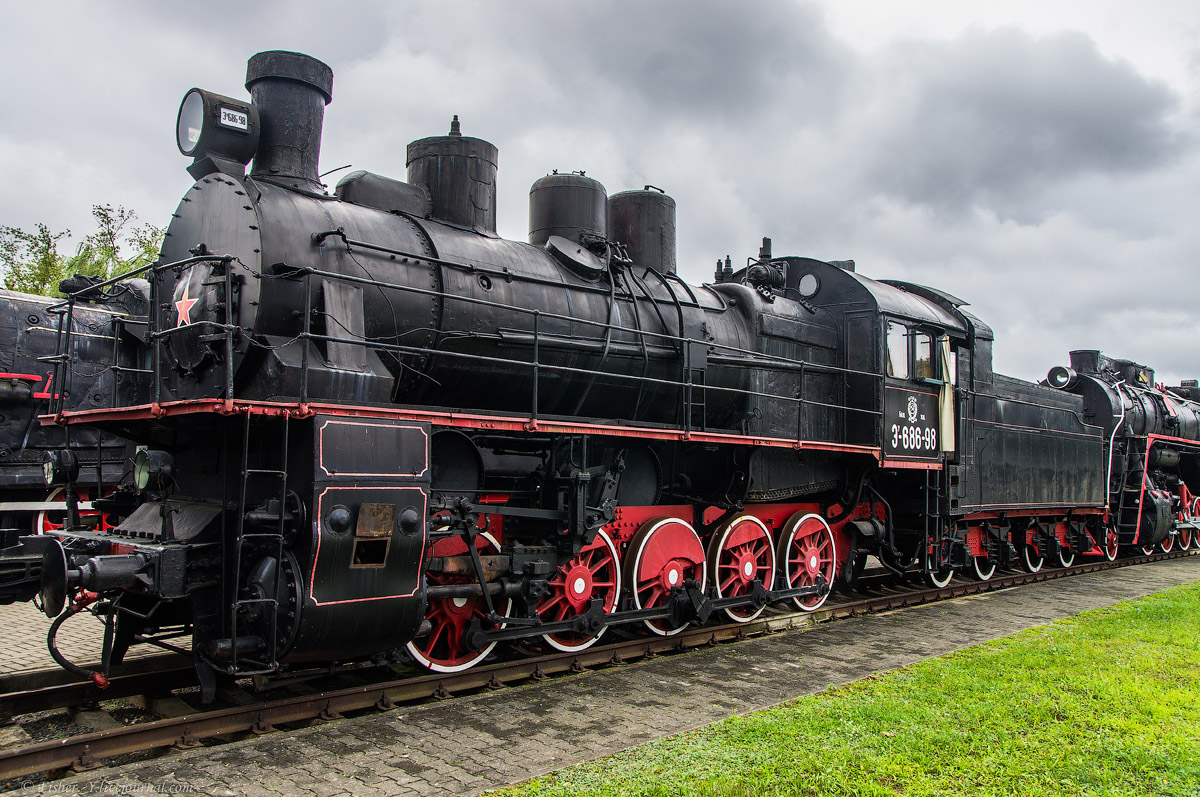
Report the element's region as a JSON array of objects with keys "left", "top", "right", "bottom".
[{"left": 772, "top": 259, "right": 967, "bottom": 465}]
